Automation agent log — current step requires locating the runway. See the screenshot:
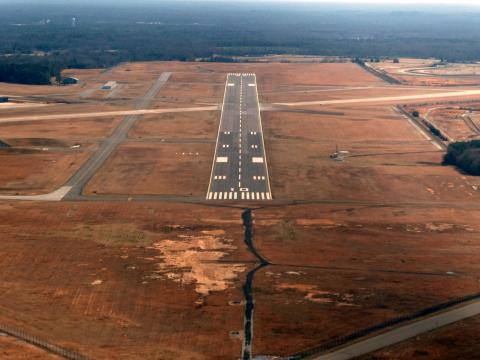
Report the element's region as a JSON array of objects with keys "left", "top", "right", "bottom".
[
  {"left": 274, "top": 89, "right": 480, "bottom": 107},
  {"left": 207, "top": 73, "right": 272, "bottom": 201}
]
